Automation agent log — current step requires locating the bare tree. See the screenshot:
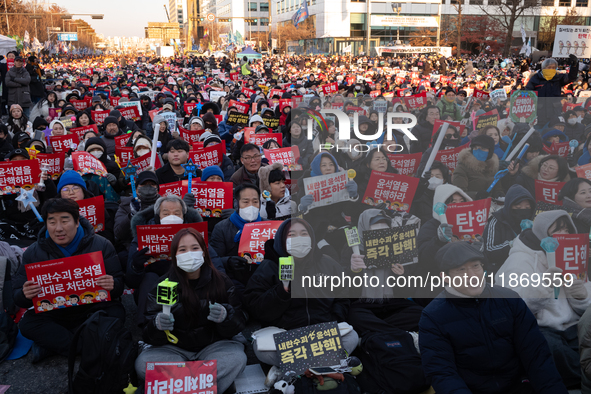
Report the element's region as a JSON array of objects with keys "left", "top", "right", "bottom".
[
  {"left": 410, "top": 27, "right": 437, "bottom": 46},
  {"left": 450, "top": 0, "right": 464, "bottom": 58},
  {"left": 538, "top": 7, "right": 584, "bottom": 51},
  {"left": 273, "top": 19, "right": 315, "bottom": 52},
  {"left": 479, "top": 0, "right": 541, "bottom": 57}
]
